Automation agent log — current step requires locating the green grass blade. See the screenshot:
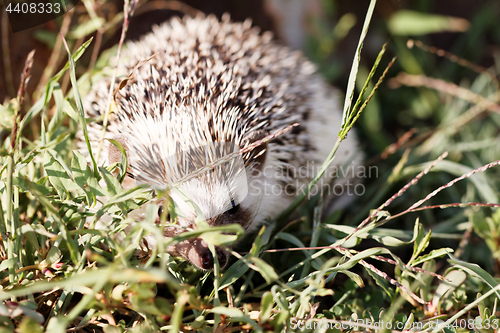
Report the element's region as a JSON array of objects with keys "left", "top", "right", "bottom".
[{"left": 341, "top": 0, "right": 377, "bottom": 125}]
